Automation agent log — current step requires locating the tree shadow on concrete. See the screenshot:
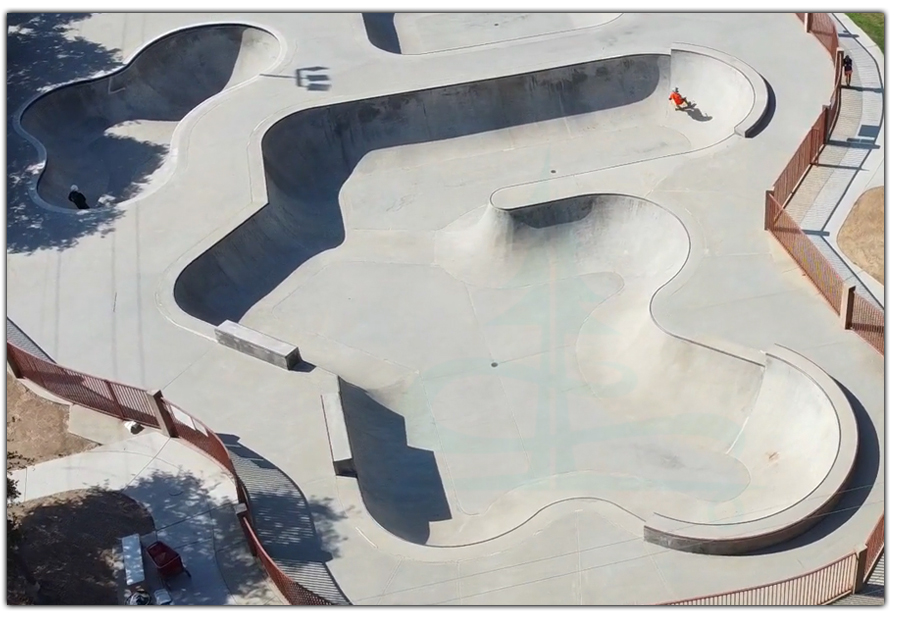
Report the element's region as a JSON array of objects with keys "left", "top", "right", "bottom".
[
  {"left": 748, "top": 380, "right": 881, "bottom": 555},
  {"left": 7, "top": 13, "right": 124, "bottom": 255},
  {"left": 339, "top": 379, "right": 451, "bottom": 546},
  {"left": 7, "top": 469, "right": 275, "bottom": 605},
  {"left": 219, "top": 434, "right": 351, "bottom": 605}
]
